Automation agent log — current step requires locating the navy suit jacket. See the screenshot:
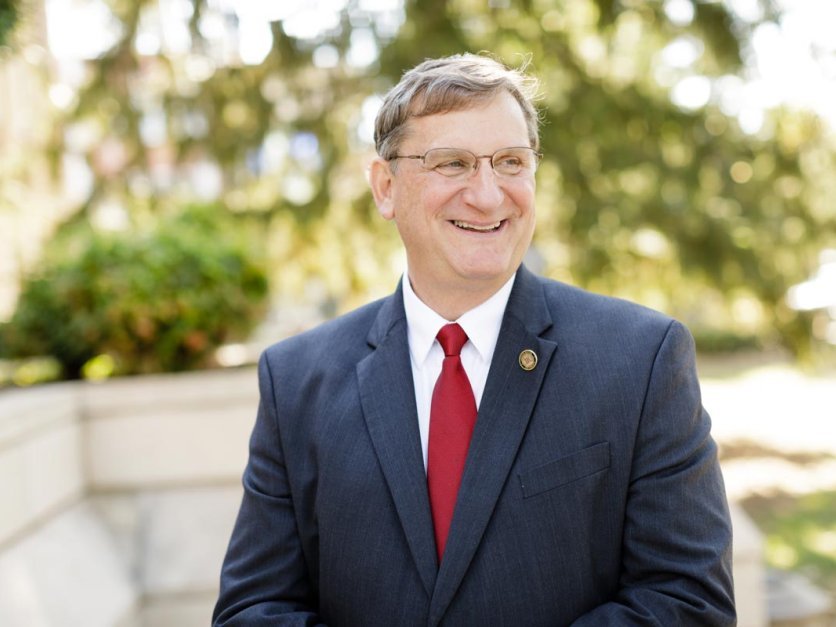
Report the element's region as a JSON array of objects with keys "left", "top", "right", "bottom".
[{"left": 214, "top": 266, "right": 735, "bottom": 626}]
